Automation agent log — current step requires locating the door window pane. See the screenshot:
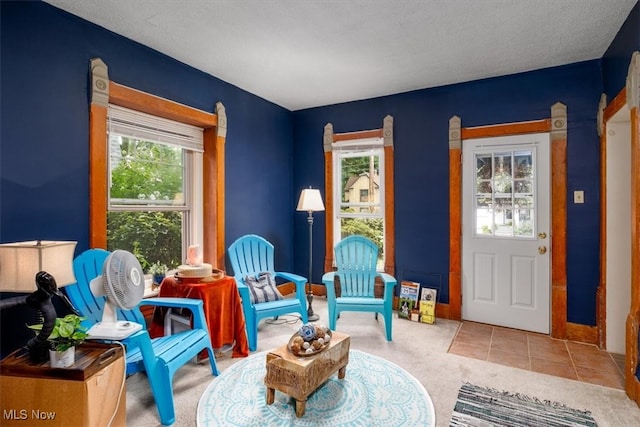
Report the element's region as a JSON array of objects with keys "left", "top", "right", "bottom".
[
  {"left": 474, "top": 149, "right": 535, "bottom": 238},
  {"left": 514, "top": 209, "right": 534, "bottom": 237},
  {"left": 514, "top": 153, "right": 533, "bottom": 178},
  {"left": 476, "top": 181, "right": 492, "bottom": 194},
  {"left": 476, "top": 154, "right": 492, "bottom": 179}
]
